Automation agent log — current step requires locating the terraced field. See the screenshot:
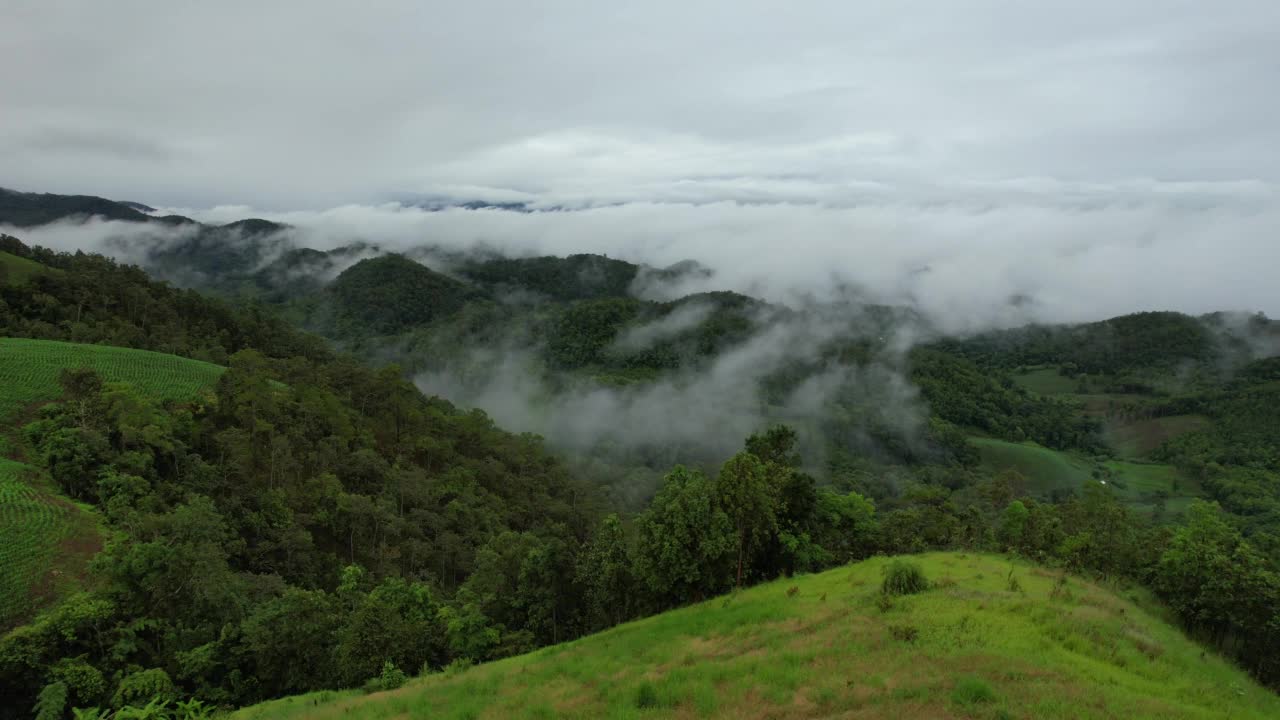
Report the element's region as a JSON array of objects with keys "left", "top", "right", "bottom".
[
  {"left": 0, "top": 458, "right": 79, "bottom": 625},
  {"left": 0, "top": 337, "right": 225, "bottom": 421}
]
